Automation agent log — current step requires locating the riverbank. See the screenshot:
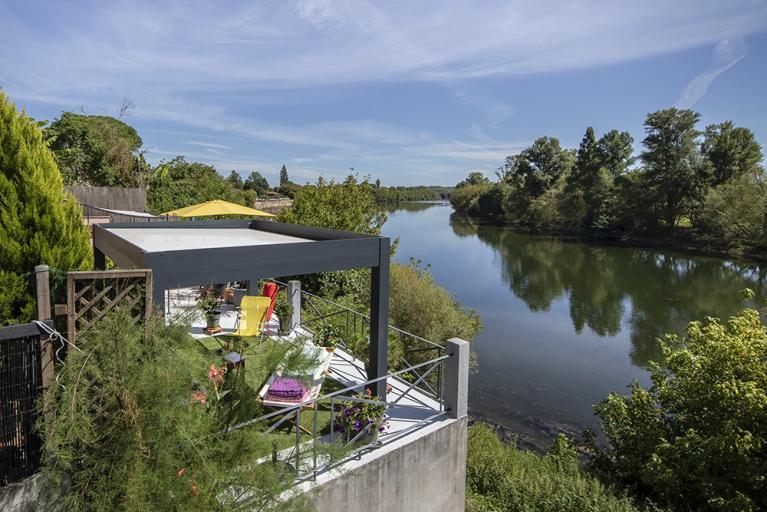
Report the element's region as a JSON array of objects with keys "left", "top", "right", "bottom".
[{"left": 450, "top": 211, "right": 767, "bottom": 263}]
